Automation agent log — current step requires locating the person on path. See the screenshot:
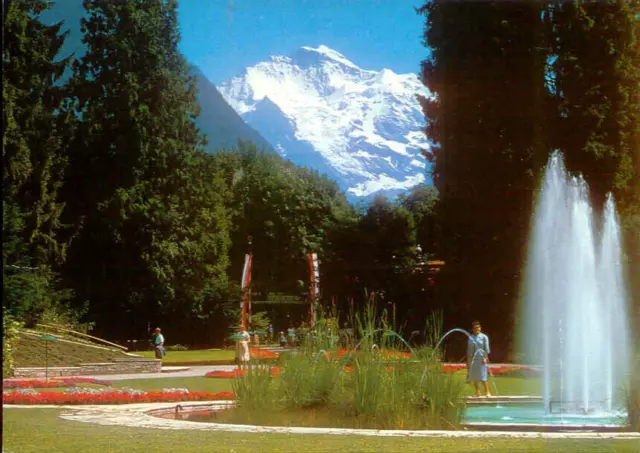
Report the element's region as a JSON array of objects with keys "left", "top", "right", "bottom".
[
  {"left": 467, "top": 321, "right": 491, "bottom": 397},
  {"left": 267, "top": 324, "right": 274, "bottom": 344},
  {"left": 287, "top": 323, "right": 296, "bottom": 347},
  {"left": 153, "top": 327, "right": 165, "bottom": 360},
  {"left": 235, "top": 324, "right": 251, "bottom": 368}
]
